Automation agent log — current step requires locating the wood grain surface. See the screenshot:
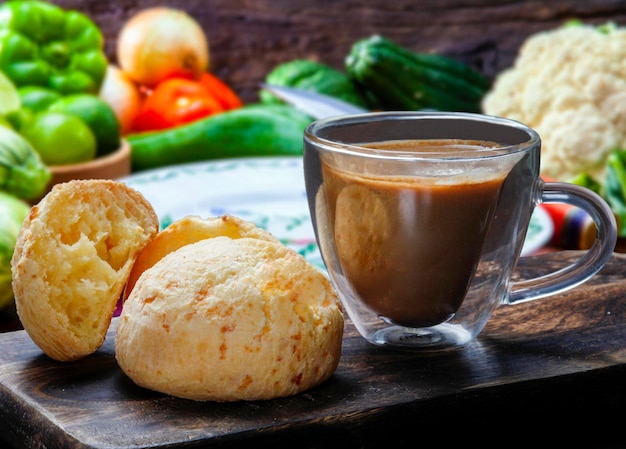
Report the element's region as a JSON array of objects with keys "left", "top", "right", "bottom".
[
  {"left": 47, "top": 0, "right": 626, "bottom": 102},
  {"left": 1, "top": 251, "right": 626, "bottom": 448}
]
